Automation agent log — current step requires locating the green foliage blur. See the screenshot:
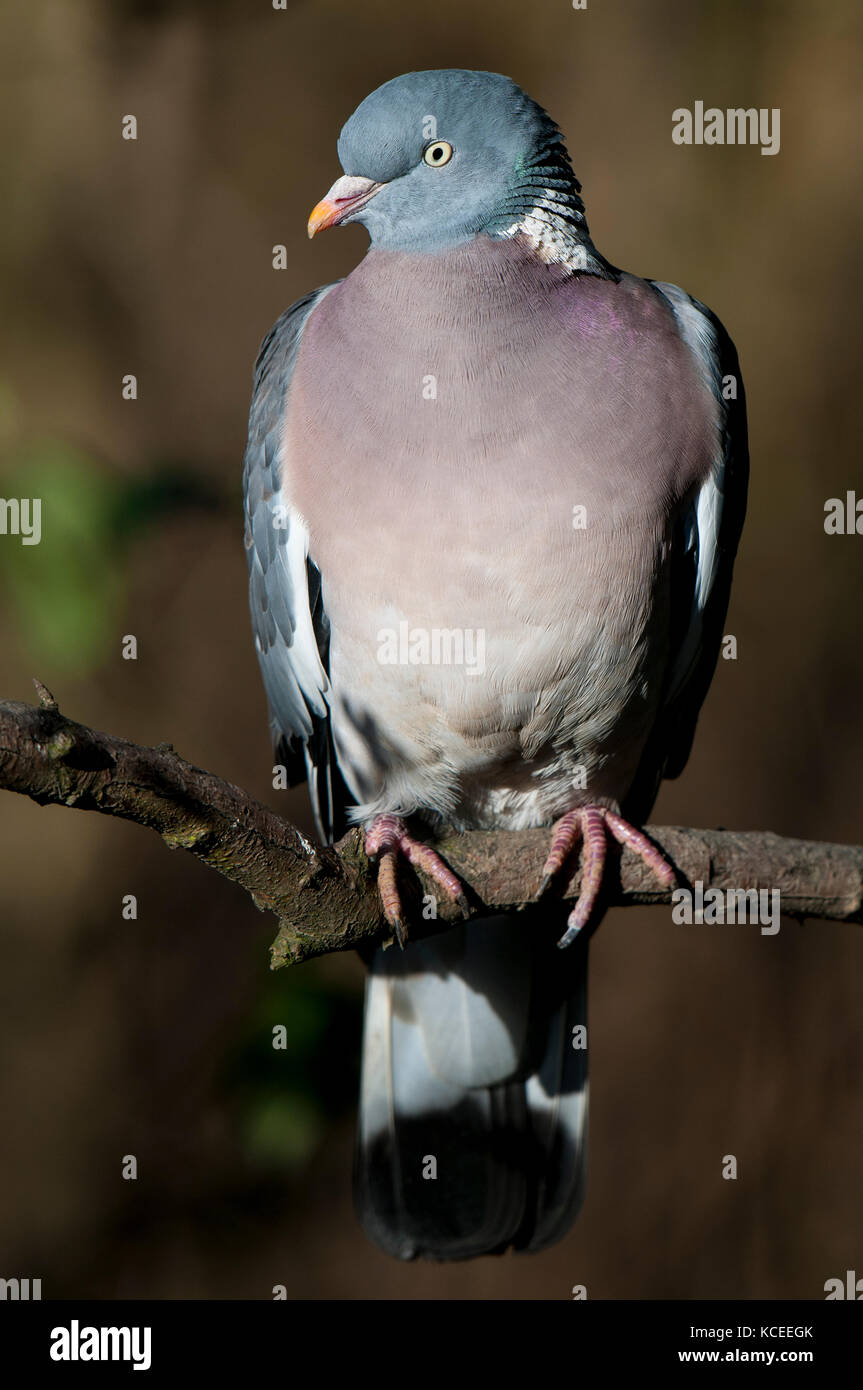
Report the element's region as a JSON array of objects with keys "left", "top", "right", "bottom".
[{"left": 1, "top": 428, "right": 220, "bottom": 676}]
